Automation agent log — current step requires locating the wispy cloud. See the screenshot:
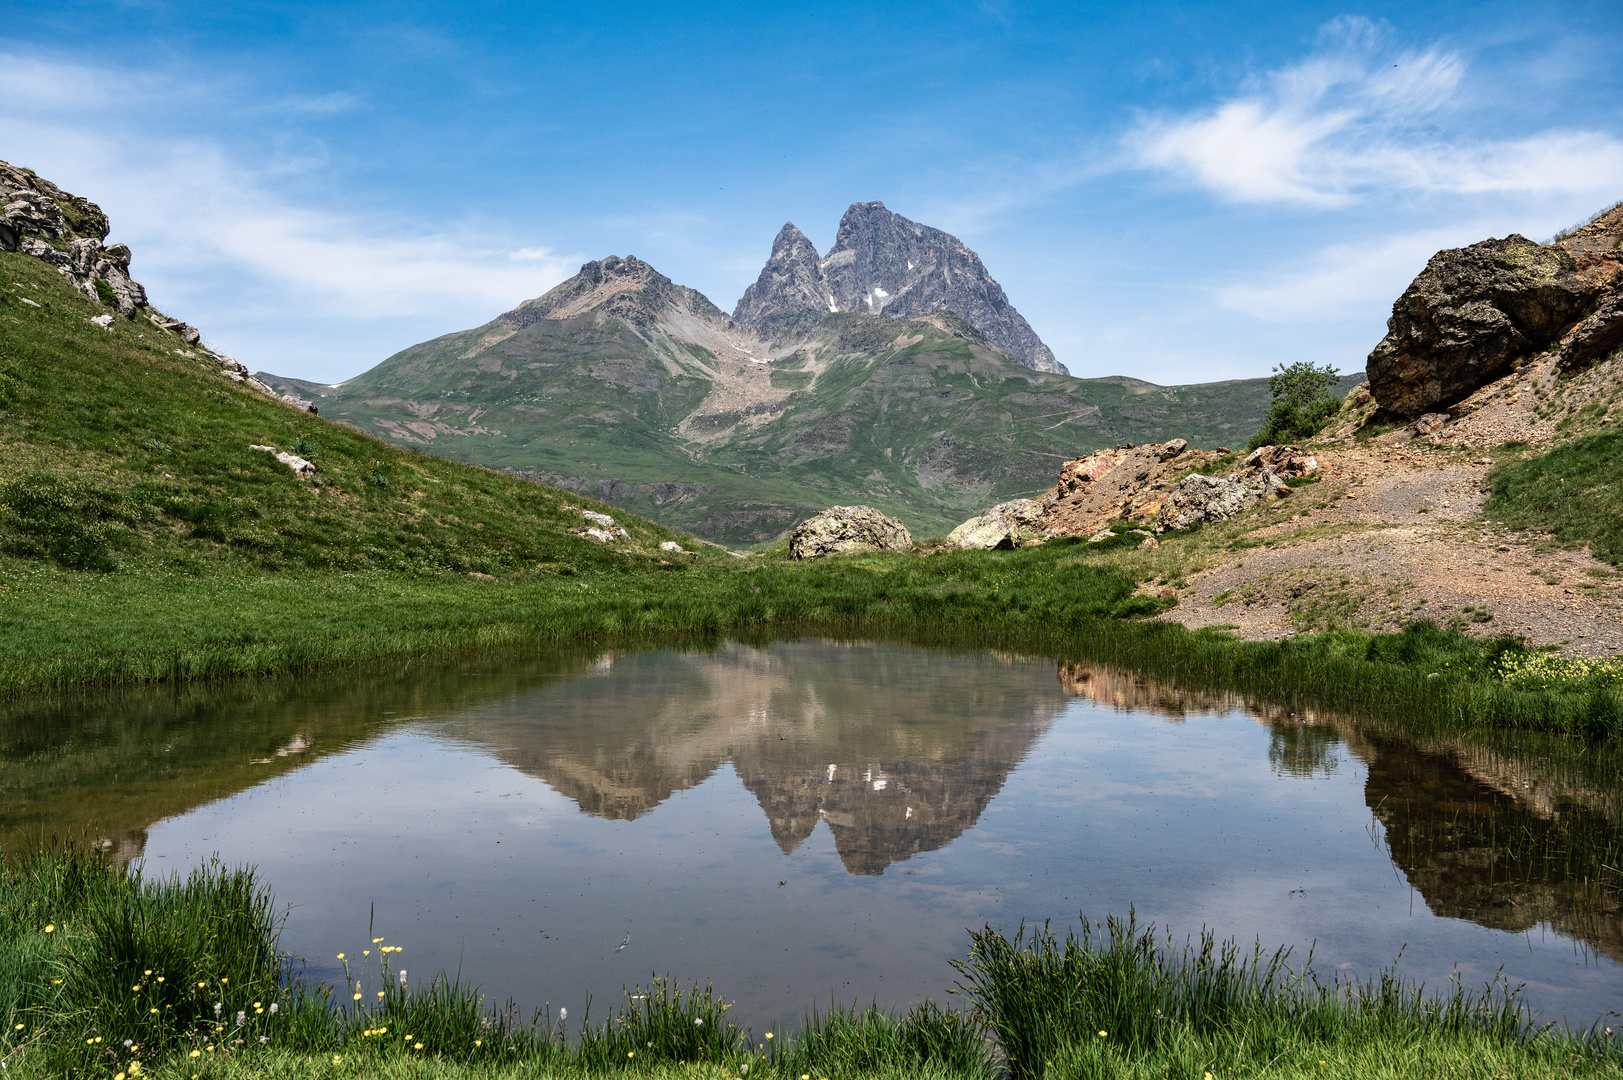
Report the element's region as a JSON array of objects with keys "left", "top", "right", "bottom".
[
  {"left": 1214, "top": 228, "right": 1462, "bottom": 322},
  {"left": 0, "top": 51, "right": 574, "bottom": 334},
  {"left": 1125, "top": 16, "right": 1623, "bottom": 206}
]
